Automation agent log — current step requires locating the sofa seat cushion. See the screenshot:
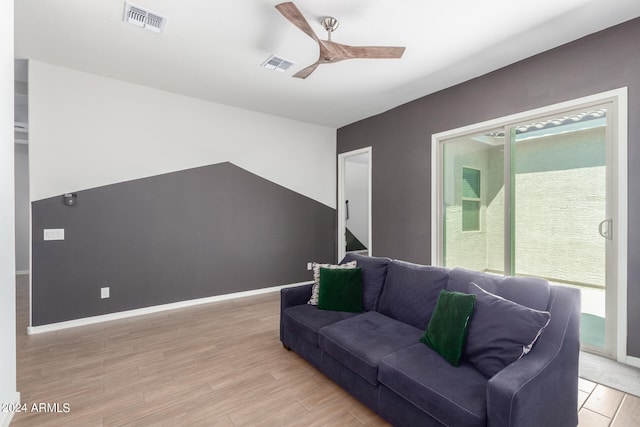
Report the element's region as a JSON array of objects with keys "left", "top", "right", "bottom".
[
  {"left": 379, "top": 343, "right": 487, "bottom": 427},
  {"left": 318, "top": 311, "right": 423, "bottom": 386},
  {"left": 282, "top": 304, "right": 359, "bottom": 347}
]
